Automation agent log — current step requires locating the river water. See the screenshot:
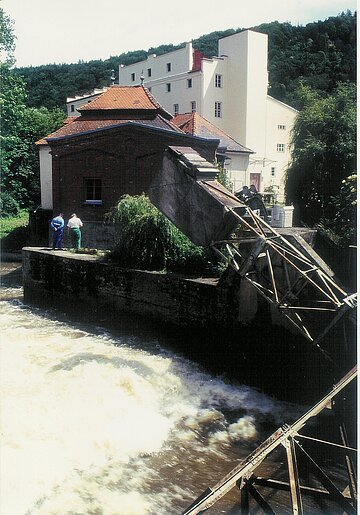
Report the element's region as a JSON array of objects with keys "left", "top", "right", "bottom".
[{"left": 1, "top": 262, "right": 305, "bottom": 514}]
